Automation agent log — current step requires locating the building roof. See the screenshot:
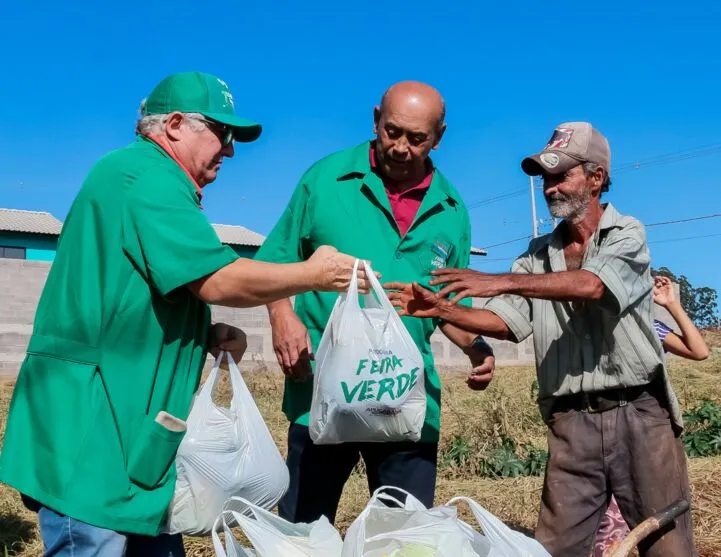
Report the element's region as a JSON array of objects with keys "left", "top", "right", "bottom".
[
  {"left": 211, "top": 223, "right": 266, "bottom": 247},
  {"left": 0, "top": 208, "right": 63, "bottom": 235},
  {"left": 212, "top": 223, "right": 487, "bottom": 255},
  {"left": 0, "top": 207, "right": 487, "bottom": 255}
]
